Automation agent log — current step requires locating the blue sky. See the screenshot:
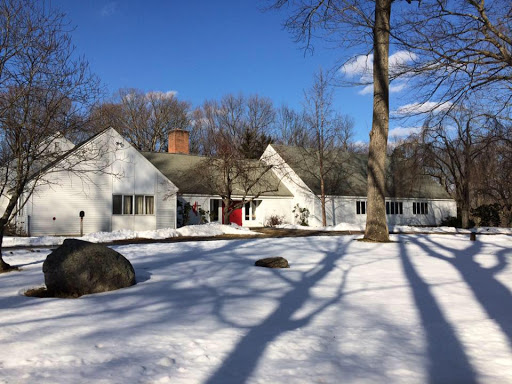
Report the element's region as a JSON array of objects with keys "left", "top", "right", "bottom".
[{"left": 50, "top": 0, "right": 414, "bottom": 143}]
